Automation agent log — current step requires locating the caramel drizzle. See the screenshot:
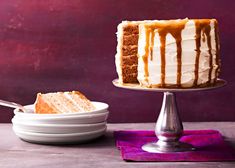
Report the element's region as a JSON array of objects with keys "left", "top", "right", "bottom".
[
  {"left": 214, "top": 20, "right": 220, "bottom": 78},
  {"left": 194, "top": 19, "right": 212, "bottom": 86},
  {"left": 143, "top": 19, "right": 187, "bottom": 87},
  {"left": 174, "top": 30, "right": 183, "bottom": 85},
  {"left": 143, "top": 28, "right": 150, "bottom": 80},
  {"left": 159, "top": 31, "right": 166, "bottom": 86},
  {"left": 206, "top": 26, "right": 213, "bottom": 84},
  {"left": 194, "top": 21, "right": 201, "bottom": 86}
]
